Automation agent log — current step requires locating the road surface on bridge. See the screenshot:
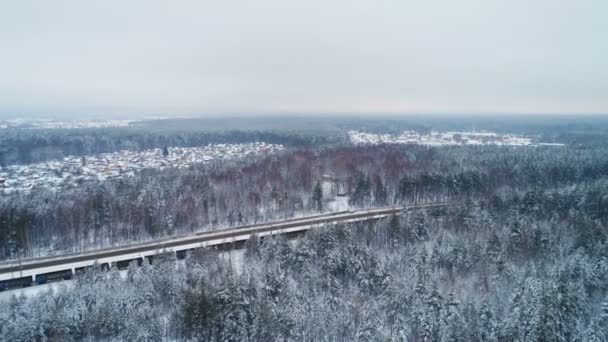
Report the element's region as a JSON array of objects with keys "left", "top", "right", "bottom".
[{"left": 0, "top": 202, "right": 454, "bottom": 285}]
